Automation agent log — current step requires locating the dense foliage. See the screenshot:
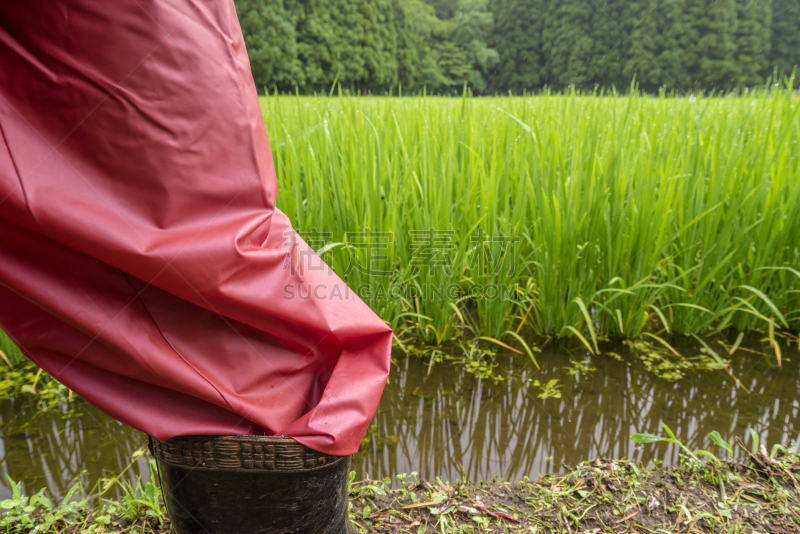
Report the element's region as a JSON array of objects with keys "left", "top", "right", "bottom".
[
  {"left": 235, "top": 0, "right": 800, "bottom": 94},
  {"left": 266, "top": 89, "right": 800, "bottom": 350}
]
